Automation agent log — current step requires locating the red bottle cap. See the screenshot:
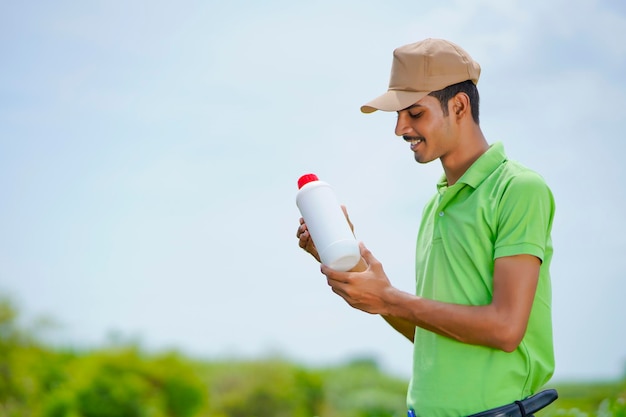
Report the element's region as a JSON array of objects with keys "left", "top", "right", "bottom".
[{"left": 297, "top": 173, "right": 319, "bottom": 189}]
